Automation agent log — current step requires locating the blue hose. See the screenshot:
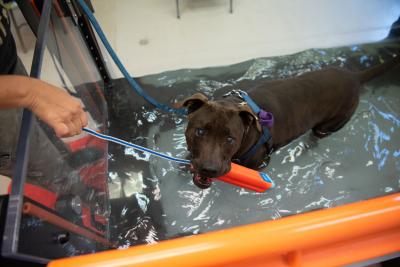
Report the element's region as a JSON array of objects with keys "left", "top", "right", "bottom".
[
  {"left": 76, "top": 0, "right": 189, "bottom": 164},
  {"left": 75, "top": 2, "right": 275, "bottom": 190},
  {"left": 83, "top": 127, "right": 190, "bottom": 164},
  {"left": 76, "top": 0, "right": 187, "bottom": 116}
]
